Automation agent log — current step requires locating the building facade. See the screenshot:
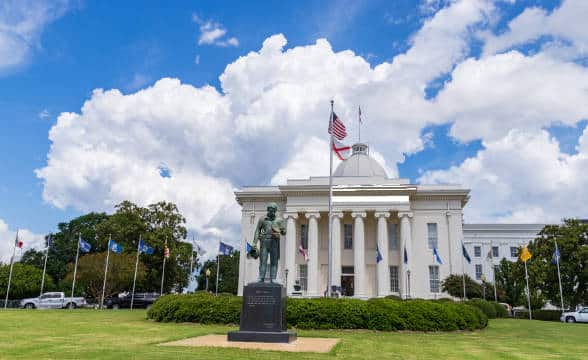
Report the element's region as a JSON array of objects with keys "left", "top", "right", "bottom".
[
  {"left": 462, "top": 224, "right": 544, "bottom": 283},
  {"left": 236, "top": 143, "right": 470, "bottom": 299}
]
